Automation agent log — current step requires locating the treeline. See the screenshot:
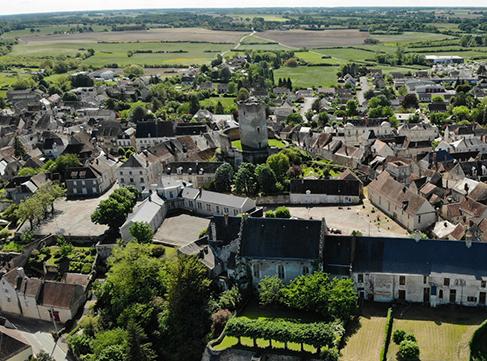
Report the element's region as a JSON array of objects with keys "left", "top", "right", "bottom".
[{"left": 460, "top": 34, "right": 487, "bottom": 48}]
